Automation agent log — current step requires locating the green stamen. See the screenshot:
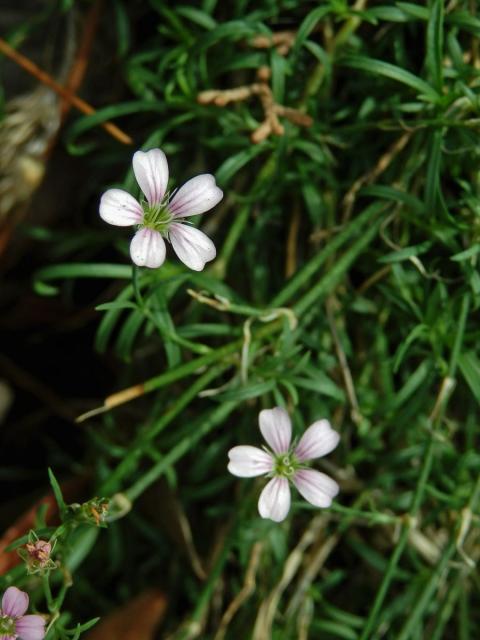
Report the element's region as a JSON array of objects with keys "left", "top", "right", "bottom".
[
  {"left": 0, "top": 615, "right": 16, "bottom": 636},
  {"left": 142, "top": 202, "right": 173, "bottom": 235},
  {"left": 274, "top": 453, "right": 298, "bottom": 478}
]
